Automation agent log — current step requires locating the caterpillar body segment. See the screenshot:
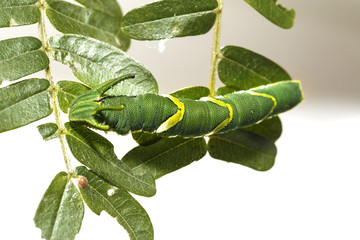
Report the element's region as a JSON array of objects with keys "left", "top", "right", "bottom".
[{"left": 69, "top": 76, "right": 303, "bottom": 138}]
